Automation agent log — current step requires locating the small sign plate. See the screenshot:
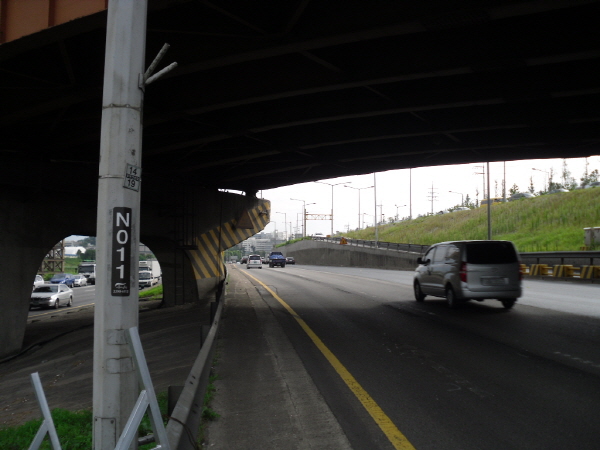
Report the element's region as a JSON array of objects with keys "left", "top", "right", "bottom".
[
  {"left": 124, "top": 164, "right": 142, "bottom": 191},
  {"left": 111, "top": 207, "right": 132, "bottom": 296}
]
